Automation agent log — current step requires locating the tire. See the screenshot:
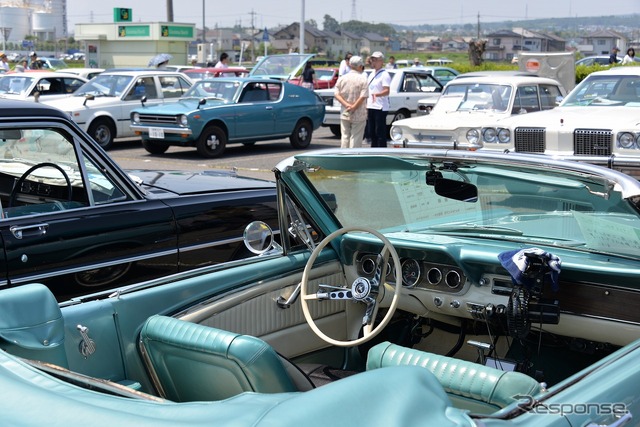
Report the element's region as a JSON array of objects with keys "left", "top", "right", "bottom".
[
  {"left": 88, "top": 118, "right": 116, "bottom": 150},
  {"left": 289, "top": 119, "right": 313, "bottom": 149},
  {"left": 329, "top": 125, "right": 341, "bottom": 137},
  {"left": 391, "top": 109, "right": 410, "bottom": 123},
  {"left": 196, "top": 126, "right": 227, "bottom": 158},
  {"left": 142, "top": 139, "right": 170, "bottom": 154}
]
